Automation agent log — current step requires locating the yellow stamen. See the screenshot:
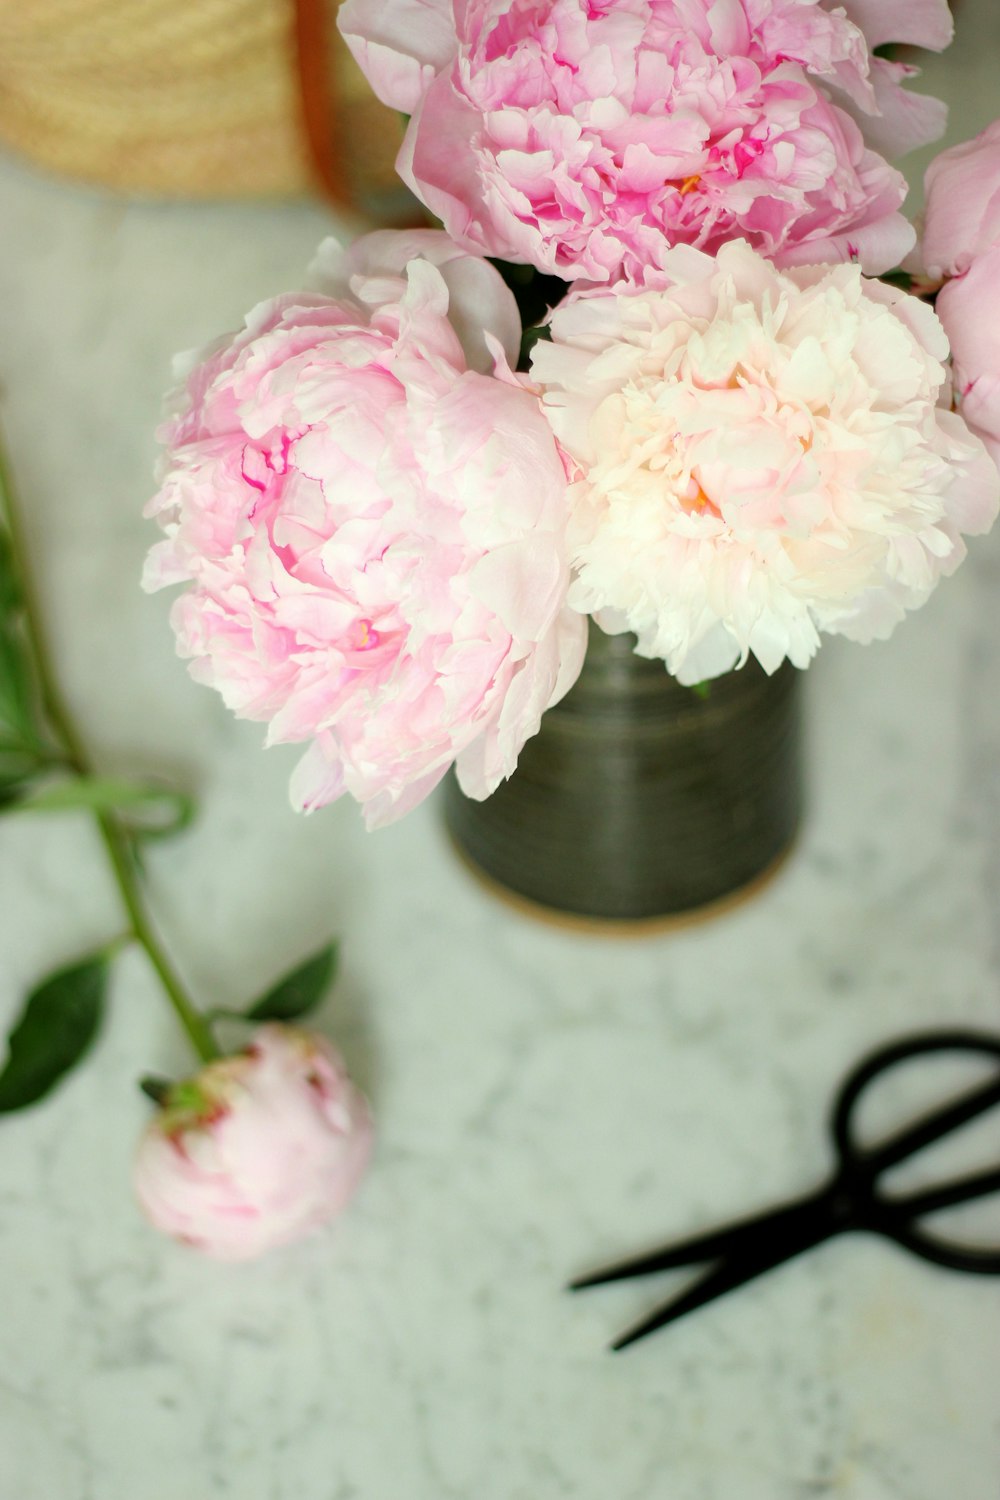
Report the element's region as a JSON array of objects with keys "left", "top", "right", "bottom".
[{"left": 682, "top": 483, "right": 719, "bottom": 516}]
